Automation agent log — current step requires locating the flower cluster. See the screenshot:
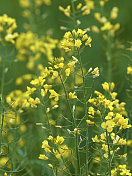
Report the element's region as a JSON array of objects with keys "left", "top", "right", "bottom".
[
  {"left": 19, "top": 0, "right": 51, "bottom": 19},
  {"left": 61, "top": 29, "right": 92, "bottom": 52},
  {"left": 6, "top": 90, "right": 40, "bottom": 110},
  {"left": 15, "top": 74, "right": 36, "bottom": 85},
  {"left": 59, "top": 0, "right": 94, "bottom": 17},
  {"left": 19, "top": 0, "right": 51, "bottom": 8},
  {"left": 94, "top": 6, "right": 120, "bottom": 36},
  {"left": 39, "top": 136, "right": 70, "bottom": 162},
  {"left": 0, "top": 14, "right": 18, "bottom": 44},
  {"left": 111, "top": 165, "right": 131, "bottom": 176},
  {"left": 16, "top": 31, "right": 58, "bottom": 70},
  {"left": 88, "top": 82, "right": 131, "bottom": 165}
]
